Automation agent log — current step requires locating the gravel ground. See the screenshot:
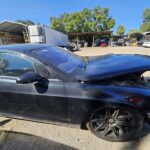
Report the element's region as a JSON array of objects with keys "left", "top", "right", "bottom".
[{"left": 0, "top": 46, "right": 150, "bottom": 150}]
